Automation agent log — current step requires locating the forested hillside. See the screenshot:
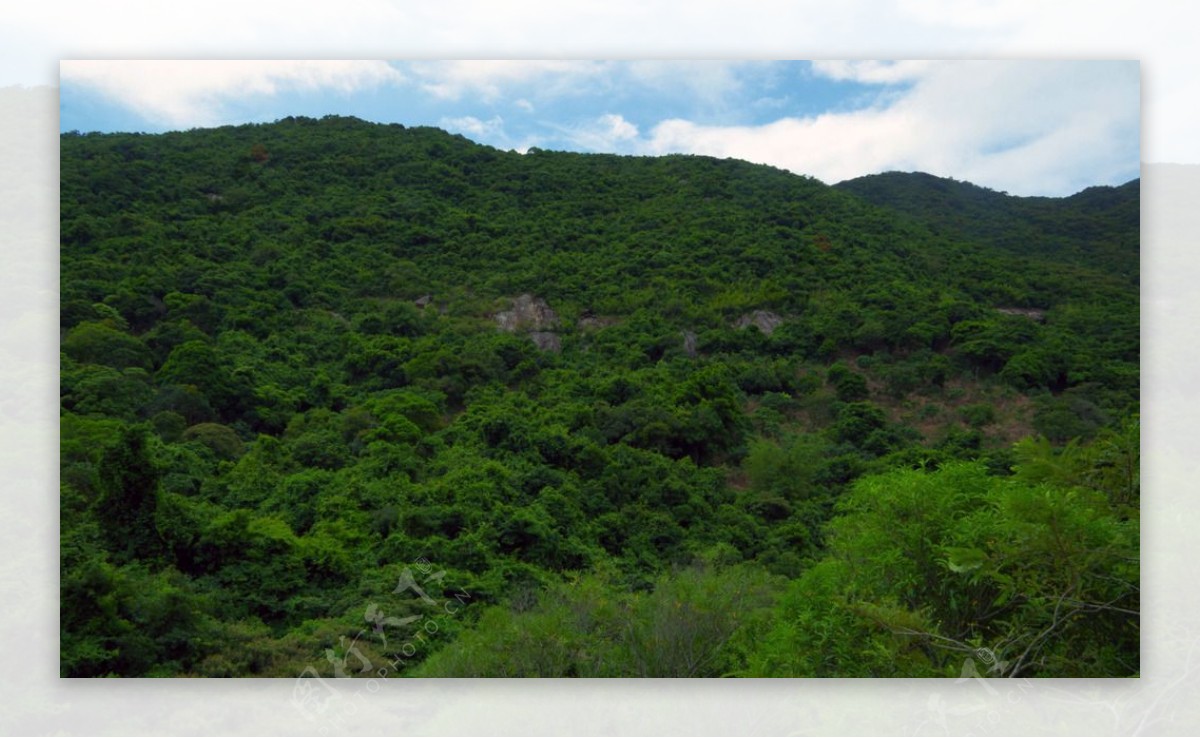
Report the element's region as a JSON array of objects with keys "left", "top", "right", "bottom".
[
  {"left": 836, "top": 170, "right": 1139, "bottom": 281},
  {"left": 60, "top": 116, "right": 1139, "bottom": 678}
]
